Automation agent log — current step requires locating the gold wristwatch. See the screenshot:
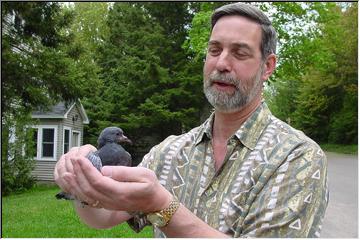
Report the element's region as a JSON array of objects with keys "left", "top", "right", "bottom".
[{"left": 146, "top": 197, "right": 180, "bottom": 227}]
